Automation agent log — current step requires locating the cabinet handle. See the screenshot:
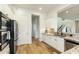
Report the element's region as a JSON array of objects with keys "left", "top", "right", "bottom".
[{"left": 54, "top": 39, "right": 57, "bottom": 41}]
